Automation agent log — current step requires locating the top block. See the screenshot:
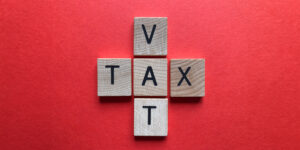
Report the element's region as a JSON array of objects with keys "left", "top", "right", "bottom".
[{"left": 134, "top": 17, "right": 168, "bottom": 56}]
